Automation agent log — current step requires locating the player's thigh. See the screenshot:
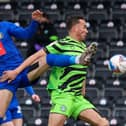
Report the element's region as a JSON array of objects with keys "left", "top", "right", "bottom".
[
  {"left": 1, "top": 121, "right": 14, "bottom": 126},
  {"left": 79, "top": 109, "right": 109, "bottom": 126},
  {"left": 0, "top": 90, "right": 13, "bottom": 117},
  {"left": 48, "top": 113, "right": 67, "bottom": 126},
  {"left": 12, "top": 118, "right": 23, "bottom": 126},
  {"left": 11, "top": 105, "right": 23, "bottom": 126}
]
